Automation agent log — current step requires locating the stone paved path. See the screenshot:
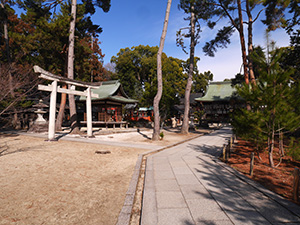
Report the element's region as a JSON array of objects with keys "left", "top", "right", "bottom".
[{"left": 141, "top": 127, "right": 300, "bottom": 225}]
